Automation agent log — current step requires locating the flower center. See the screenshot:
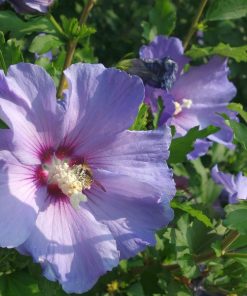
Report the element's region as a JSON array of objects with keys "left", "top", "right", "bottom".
[
  {"left": 45, "top": 158, "right": 93, "bottom": 204},
  {"left": 174, "top": 98, "right": 192, "bottom": 116}
]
